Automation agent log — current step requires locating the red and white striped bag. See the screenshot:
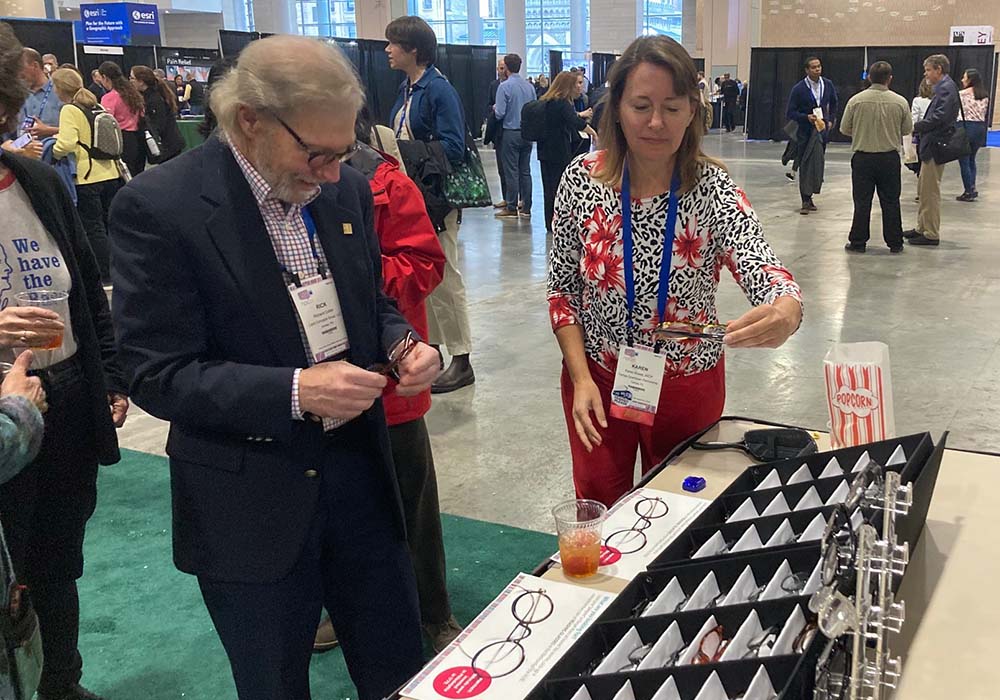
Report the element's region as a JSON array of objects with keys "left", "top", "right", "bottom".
[{"left": 823, "top": 342, "right": 895, "bottom": 449}]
